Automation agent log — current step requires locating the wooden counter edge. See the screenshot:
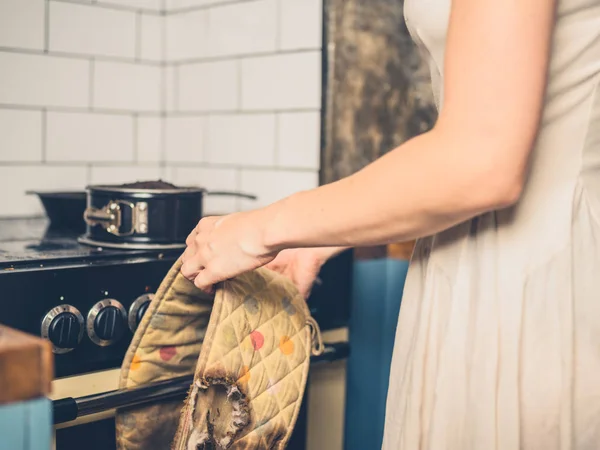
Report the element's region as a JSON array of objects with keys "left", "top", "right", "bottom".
[{"left": 0, "top": 325, "right": 53, "bottom": 405}]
